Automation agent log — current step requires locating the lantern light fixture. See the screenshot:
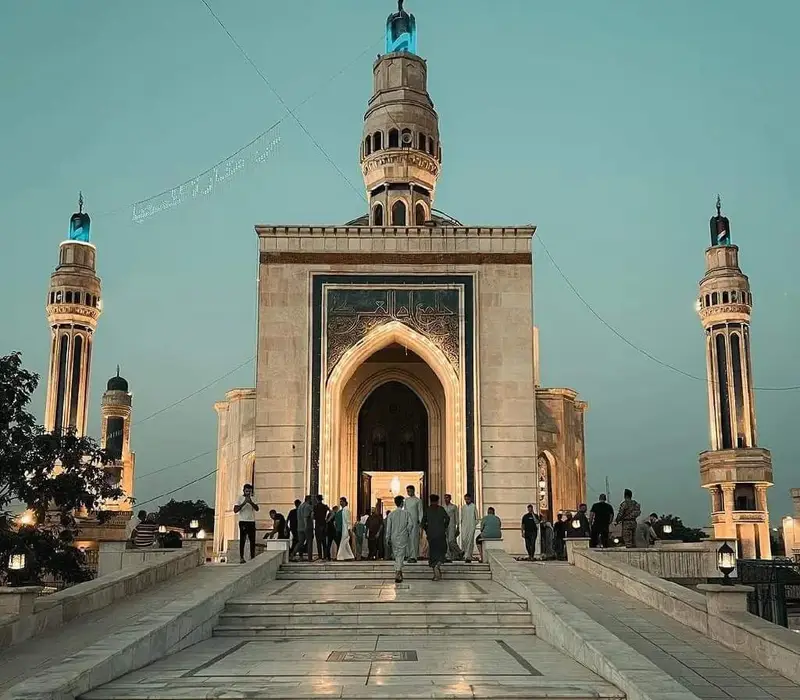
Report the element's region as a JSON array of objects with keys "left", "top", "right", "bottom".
[
  {"left": 189, "top": 519, "right": 199, "bottom": 530},
  {"left": 571, "top": 518, "right": 582, "bottom": 530},
  {"left": 196, "top": 529, "right": 206, "bottom": 540},
  {"left": 717, "top": 542, "right": 736, "bottom": 585},
  {"left": 662, "top": 523, "right": 673, "bottom": 535},
  {"left": 158, "top": 525, "right": 167, "bottom": 534}
]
